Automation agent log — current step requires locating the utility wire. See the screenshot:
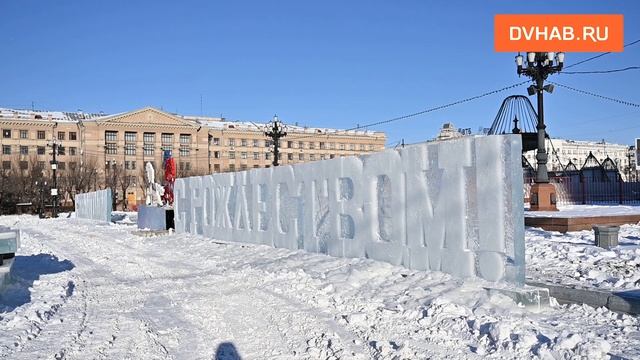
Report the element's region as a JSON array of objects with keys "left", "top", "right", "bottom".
[
  {"left": 564, "top": 39, "right": 640, "bottom": 69},
  {"left": 286, "top": 80, "right": 530, "bottom": 141},
  {"left": 562, "top": 66, "right": 640, "bottom": 75},
  {"left": 550, "top": 81, "right": 640, "bottom": 108}
]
